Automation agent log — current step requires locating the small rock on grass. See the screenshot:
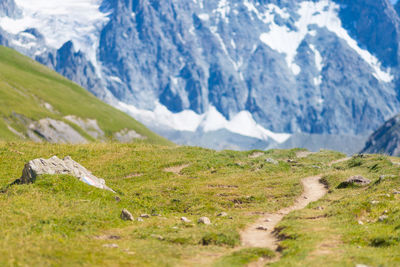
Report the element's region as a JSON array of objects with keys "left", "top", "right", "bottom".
[
  {"left": 266, "top": 158, "right": 278, "bottom": 165},
  {"left": 140, "top": 214, "right": 150, "bottom": 218},
  {"left": 217, "top": 212, "right": 228, "bottom": 217},
  {"left": 378, "top": 215, "right": 388, "bottom": 222},
  {"left": 121, "top": 209, "right": 134, "bottom": 221},
  {"left": 151, "top": 234, "right": 164, "bottom": 240},
  {"left": 137, "top": 217, "right": 144, "bottom": 222},
  {"left": 181, "top": 217, "right": 191, "bottom": 223},
  {"left": 338, "top": 175, "right": 371, "bottom": 188},
  {"left": 198, "top": 217, "right": 211, "bottom": 225}
]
